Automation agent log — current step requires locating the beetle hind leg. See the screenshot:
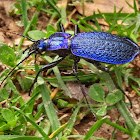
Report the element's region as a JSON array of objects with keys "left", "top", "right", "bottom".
[
  {"left": 87, "top": 59, "right": 109, "bottom": 72},
  {"left": 87, "top": 59, "right": 132, "bottom": 108}
]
